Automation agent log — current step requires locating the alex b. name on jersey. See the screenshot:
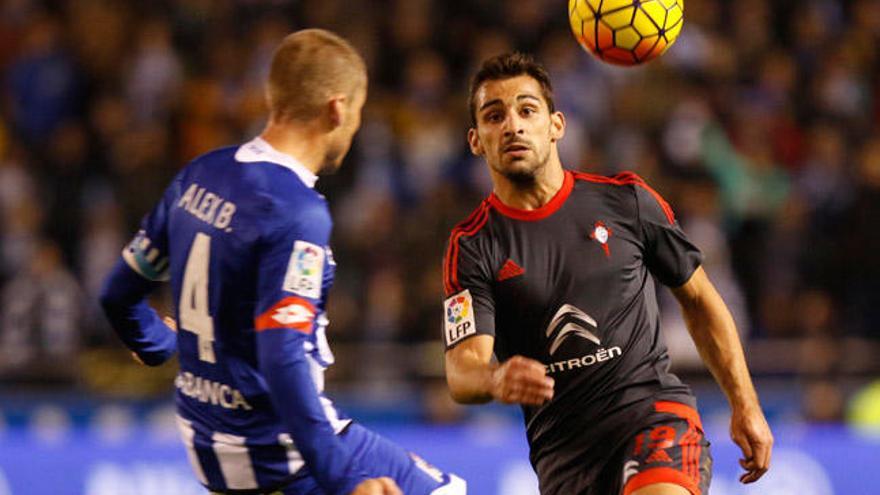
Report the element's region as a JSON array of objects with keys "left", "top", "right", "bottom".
[{"left": 178, "top": 182, "right": 237, "bottom": 231}]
